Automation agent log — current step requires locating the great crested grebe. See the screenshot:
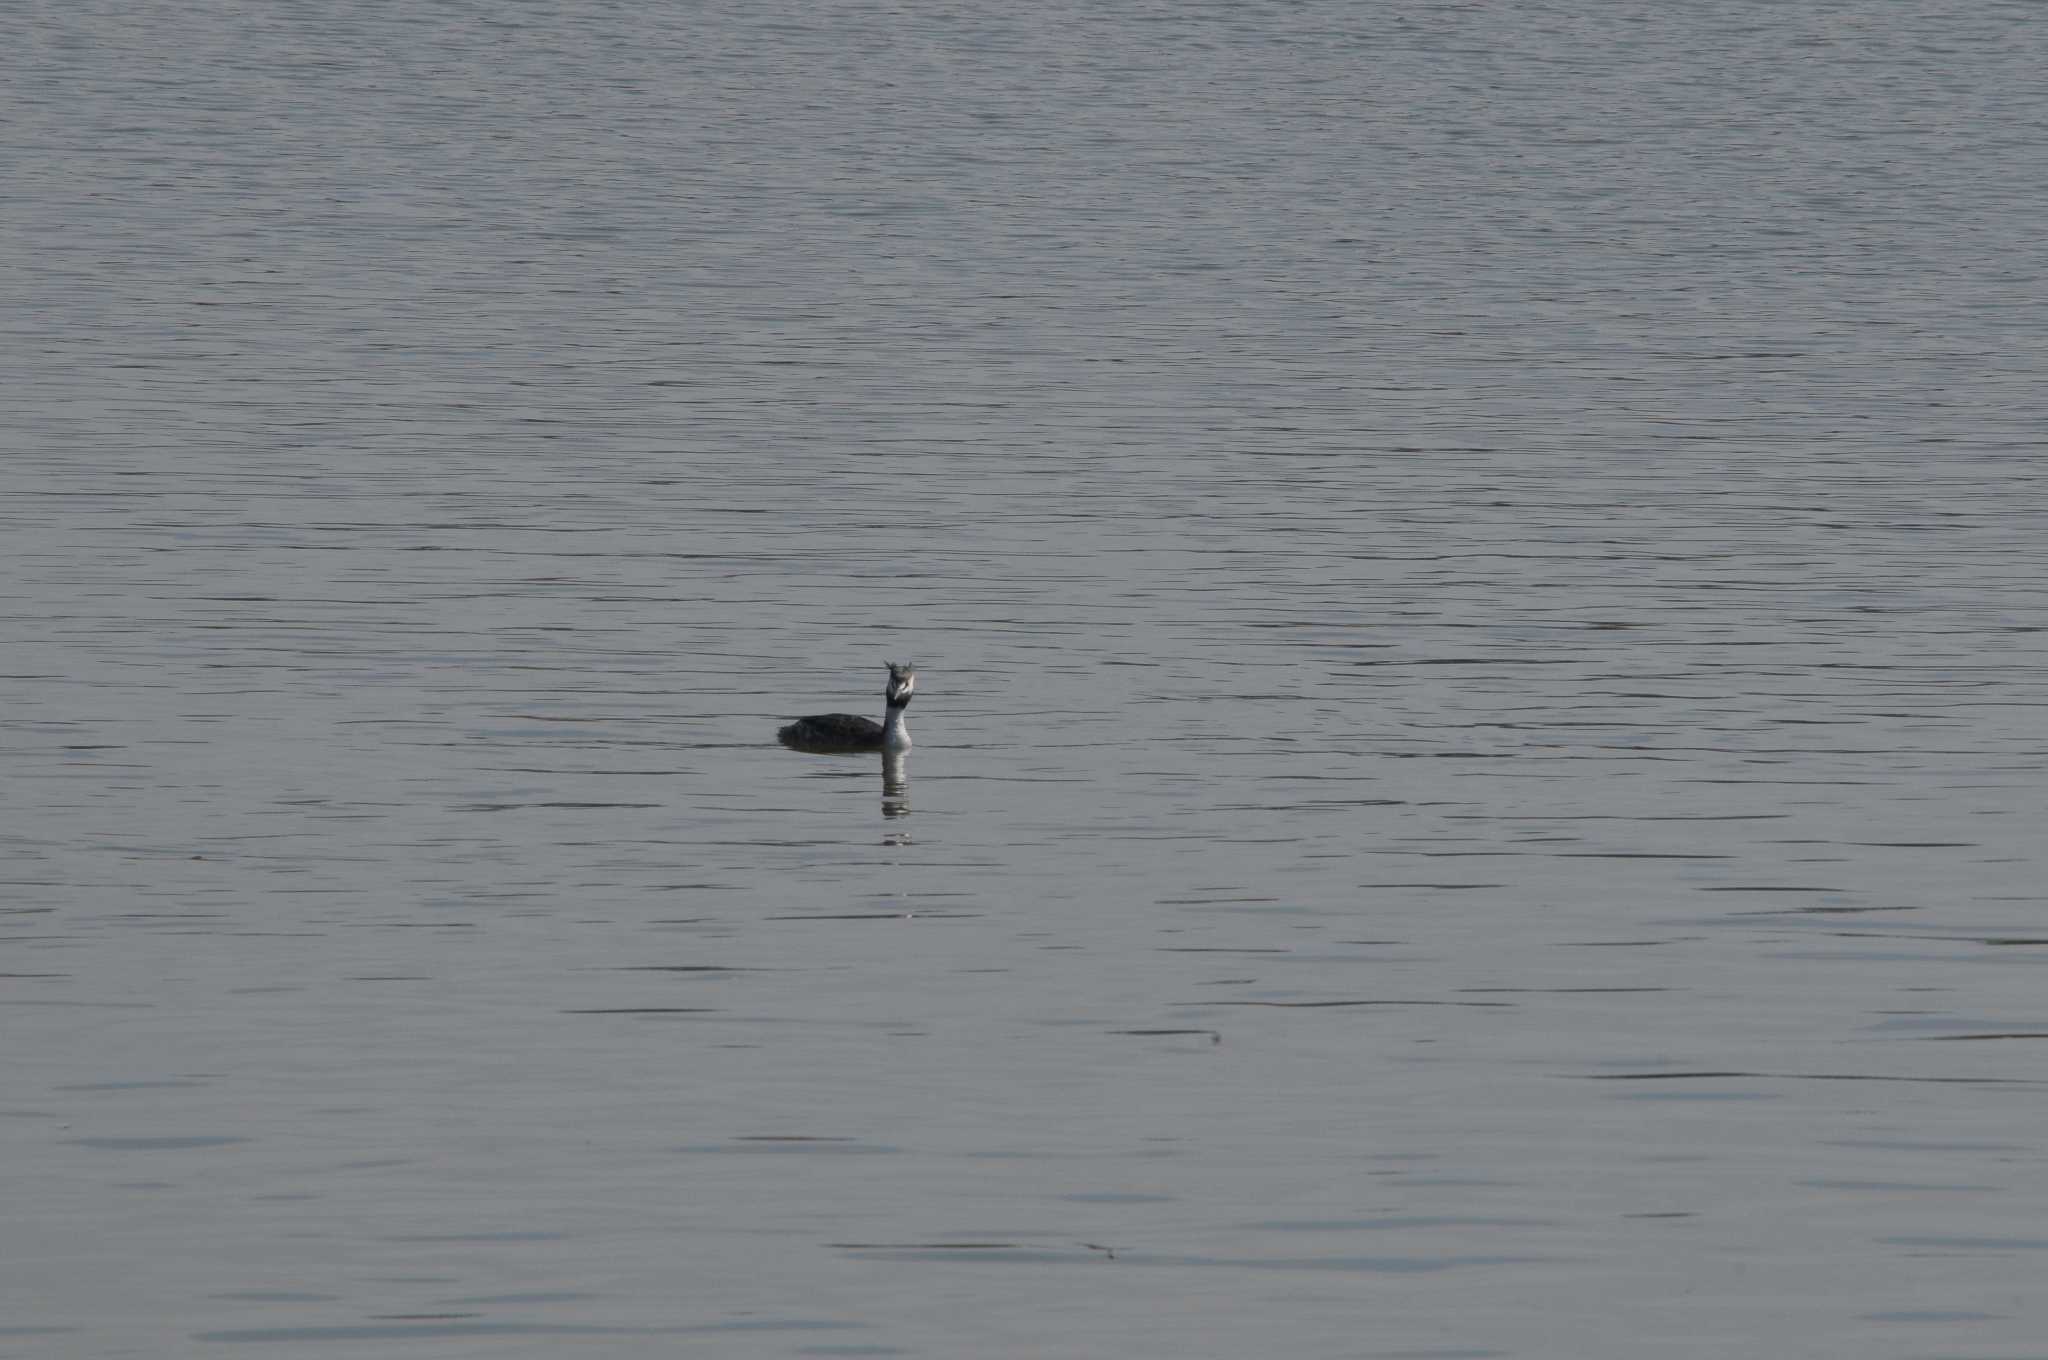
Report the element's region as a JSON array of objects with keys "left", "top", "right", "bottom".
[{"left": 778, "top": 662, "right": 915, "bottom": 754}]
